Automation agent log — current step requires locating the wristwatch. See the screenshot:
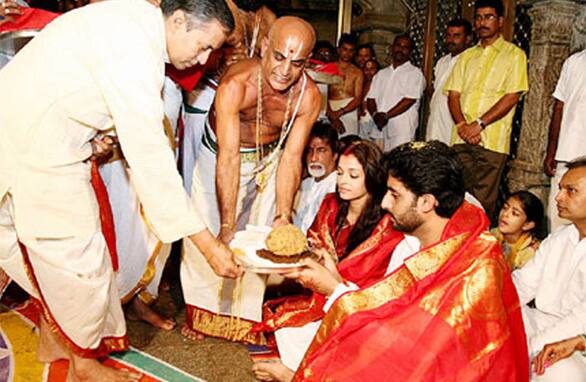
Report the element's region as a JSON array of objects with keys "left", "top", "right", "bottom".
[{"left": 475, "top": 117, "right": 486, "bottom": 129}]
